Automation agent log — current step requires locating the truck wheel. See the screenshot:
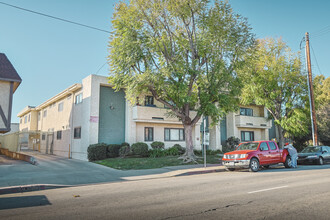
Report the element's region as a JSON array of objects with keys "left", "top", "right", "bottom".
[
  {"left": 249, "top": 158, "right": 259, "bottom": 172},
  {"left": 227, "top": 168, "right": 235, "bottom": 171},
  {"left": 318, "top": 157, "right": 324, "bottom": 165},
  {"left": 284, "top": 156, "right": 291, "bottom": 168}
]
